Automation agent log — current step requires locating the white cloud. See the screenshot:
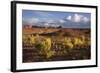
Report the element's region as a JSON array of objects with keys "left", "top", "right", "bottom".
[
  {"left": 66, "top": 14, "right": 89, "bottom": 23},
  {"left": 59, "top": 19, "right": 65, "bottom": 23},
  {"left": 47, "top": 20, "right": 55, "bottom": 23},
  {"left": 29, "top": 18, "right": 39, "bottom": 24},
  {"left": 82, "top": 17, "right": 89, "bottom": 22},
  {"left": 23, "top": 17, "right": 42, "bottom": 26},
  {"left": 66, "top": 15, "right": 72, "bottom": 21},
  {"left": 43, "top": 19, "right": 62, "bottom": 27},
  {"left": 73, "top": 14, "right": 82, "bottom": 22},
  {"left": 44, "top": 23, "right": 49, "bottom": 26}
]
